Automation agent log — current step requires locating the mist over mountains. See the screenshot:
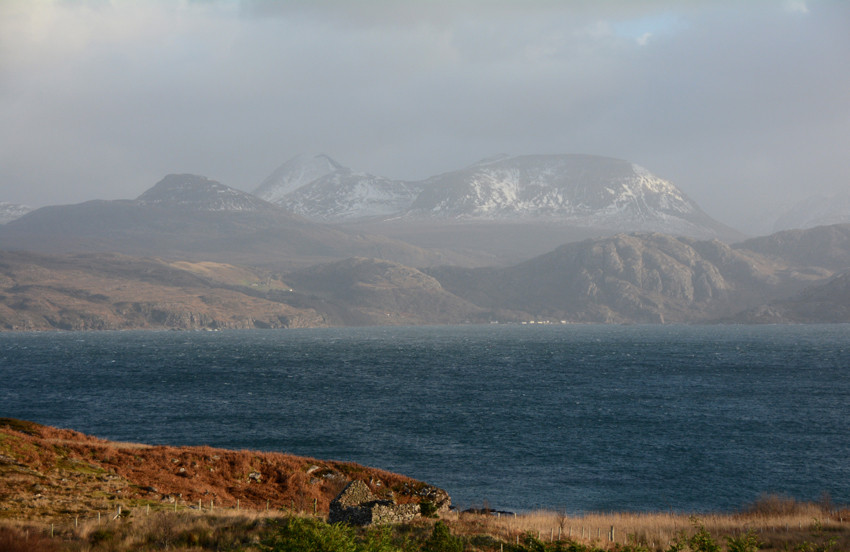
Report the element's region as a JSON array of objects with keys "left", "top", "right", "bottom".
[
  {"left": 0, "top": 174, "right": 467, "bottom": 269},
  {"left": 773, "top": 194, "right": 850, "bottom": 232},
  {"left": 254, "top": 153, "right": 737, "bottom": 240},
  {"left": 1, "top": 155, "right": 849, "bottom": 329}
]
